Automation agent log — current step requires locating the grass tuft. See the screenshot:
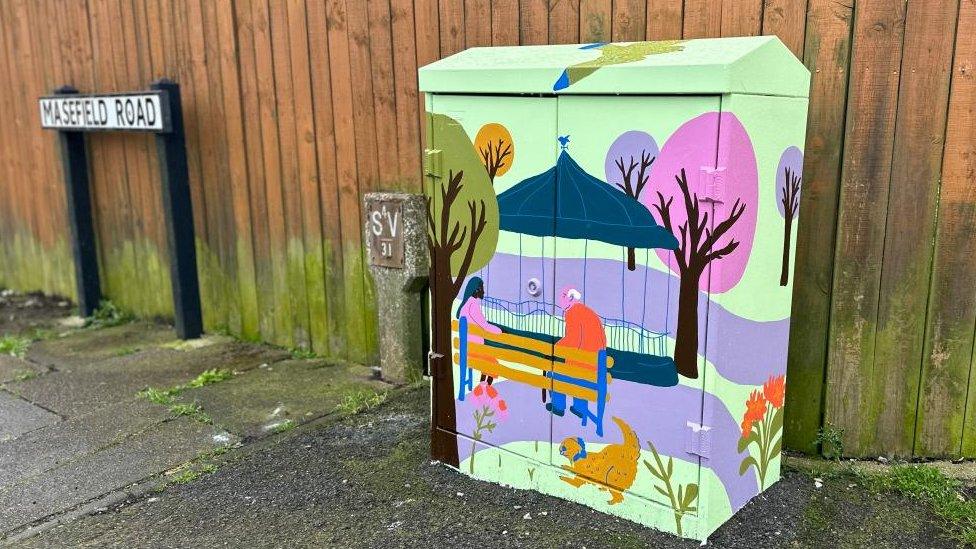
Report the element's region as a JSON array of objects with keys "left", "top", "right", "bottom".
[
  {"left": 0, "top": 334, "right": 32, "bottom": 357},
  {"left": 185, "top": 368, "right": 234, "bottom": 388},
  {"left": 336, "top": 388, "right": 388, "bottom": 415},
  {"left": 12, "top": 369, "right": 38, "bottom": 382},
  {"left": 290, "top": 347, "right": 317, "bottom": 360},
  {"left": 269, "top": 419, "right": 296, "bottom": 434},
  {"left": 169, "top": 402, "right": 212, "bottom": 424},
  {"left": 139, "top": 386, "right": 178, "bottom": 406},
  {"left": 868, "top": 464, "right": 976, "bottom": 545}
]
